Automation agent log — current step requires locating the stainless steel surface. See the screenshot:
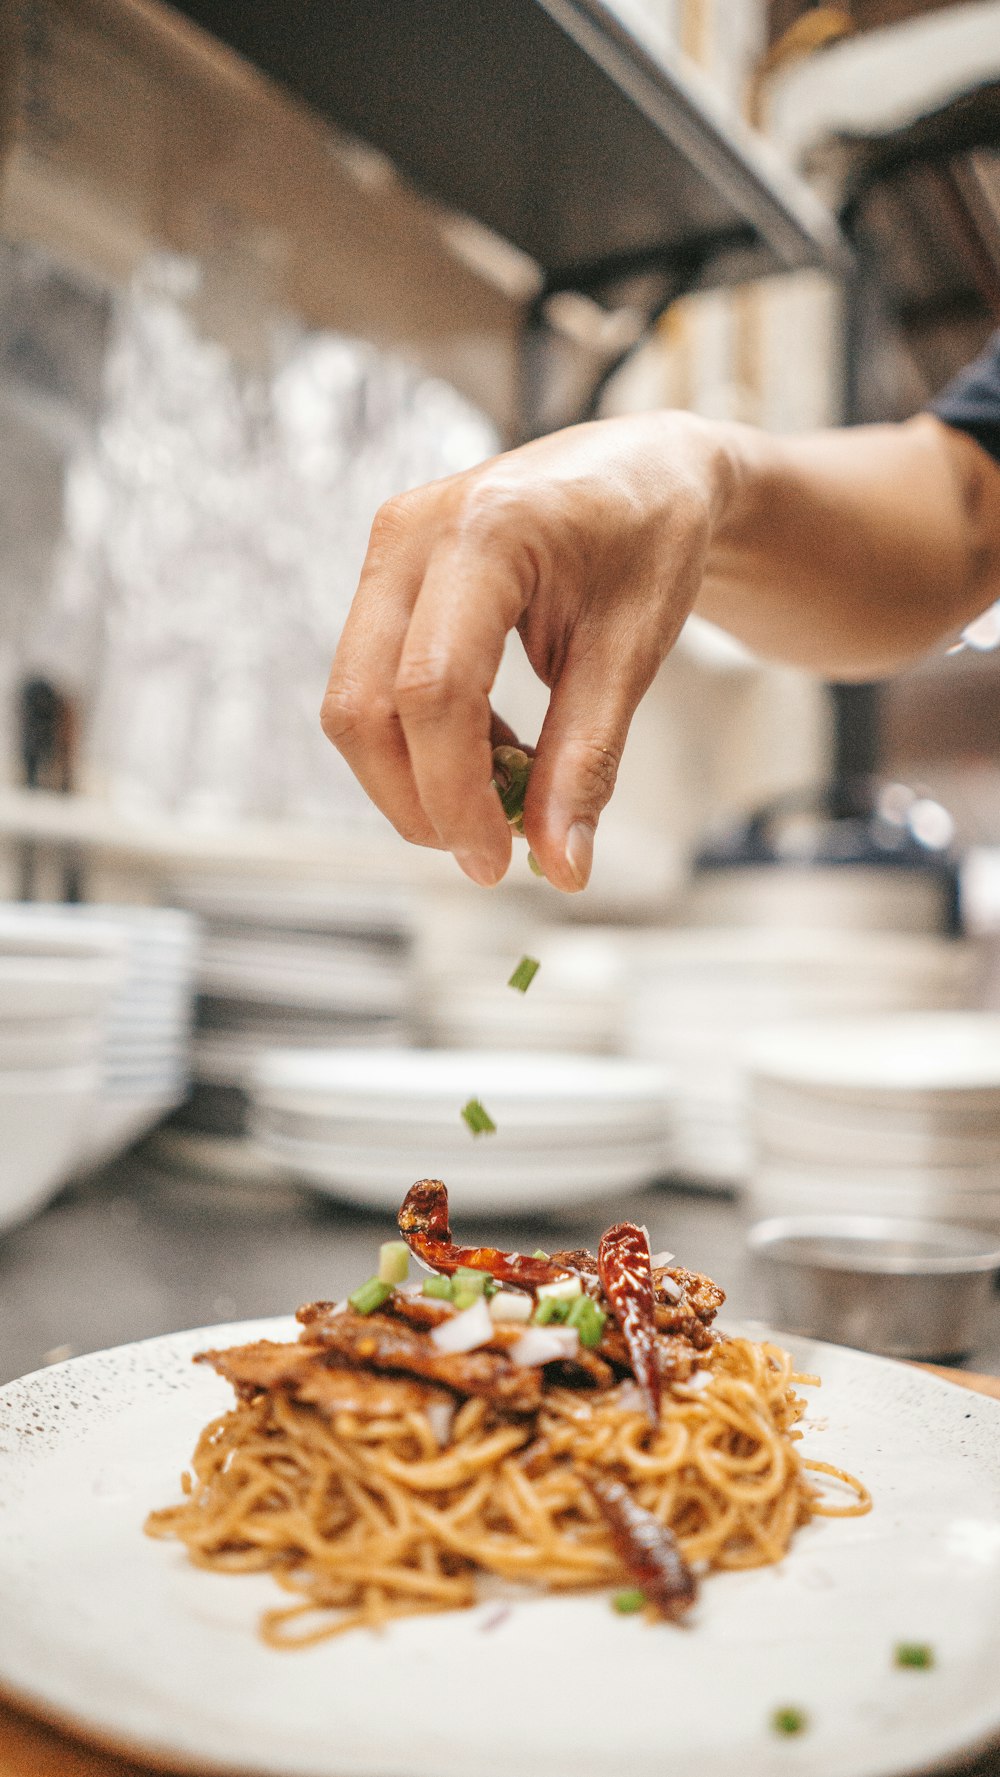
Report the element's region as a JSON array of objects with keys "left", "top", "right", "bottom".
[
  {"left": 749, "top": 1215, "right": 1000, "bottom": 1362},
  {"left": 2, "top": 1160, "right": 1000, "bottom": 1387}
]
